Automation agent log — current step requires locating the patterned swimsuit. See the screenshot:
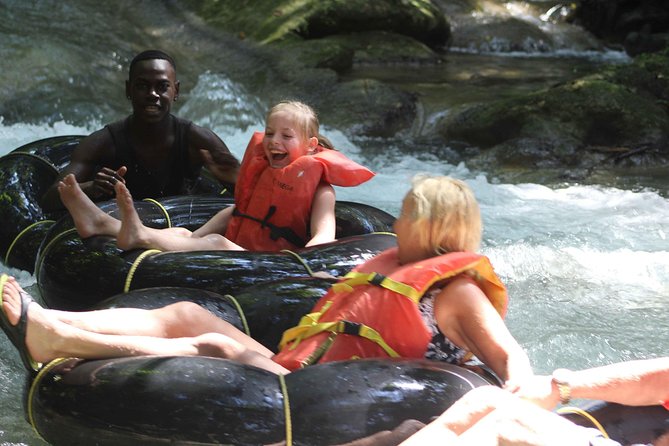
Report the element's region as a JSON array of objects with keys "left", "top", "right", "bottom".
[{"left": 418, "top": 287, "right": 467, "bottom": 364}]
